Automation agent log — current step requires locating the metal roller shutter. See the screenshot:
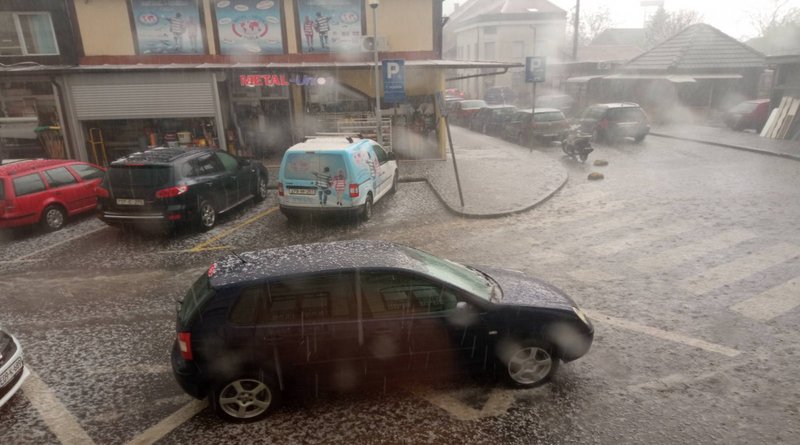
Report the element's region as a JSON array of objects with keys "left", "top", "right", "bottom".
[{"left": 71, "top": 82, "right": 216, "bottom": 120}]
